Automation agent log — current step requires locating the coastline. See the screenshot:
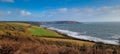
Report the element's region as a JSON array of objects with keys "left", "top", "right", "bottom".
[{"left": 42, "top": 26, "right": 119, "bottom": 46}]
